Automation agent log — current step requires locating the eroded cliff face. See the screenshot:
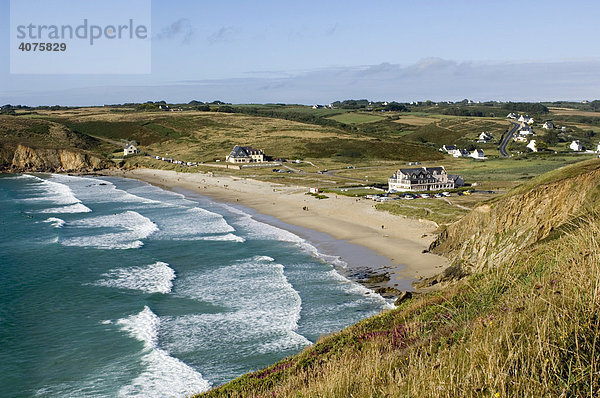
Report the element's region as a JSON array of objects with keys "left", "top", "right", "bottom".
[
  {"left": 3, "top": 144, "right": 111, "bottom": 172},
  {"left": 426, "top": 161, "right": 600, "bottom": 283}
]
